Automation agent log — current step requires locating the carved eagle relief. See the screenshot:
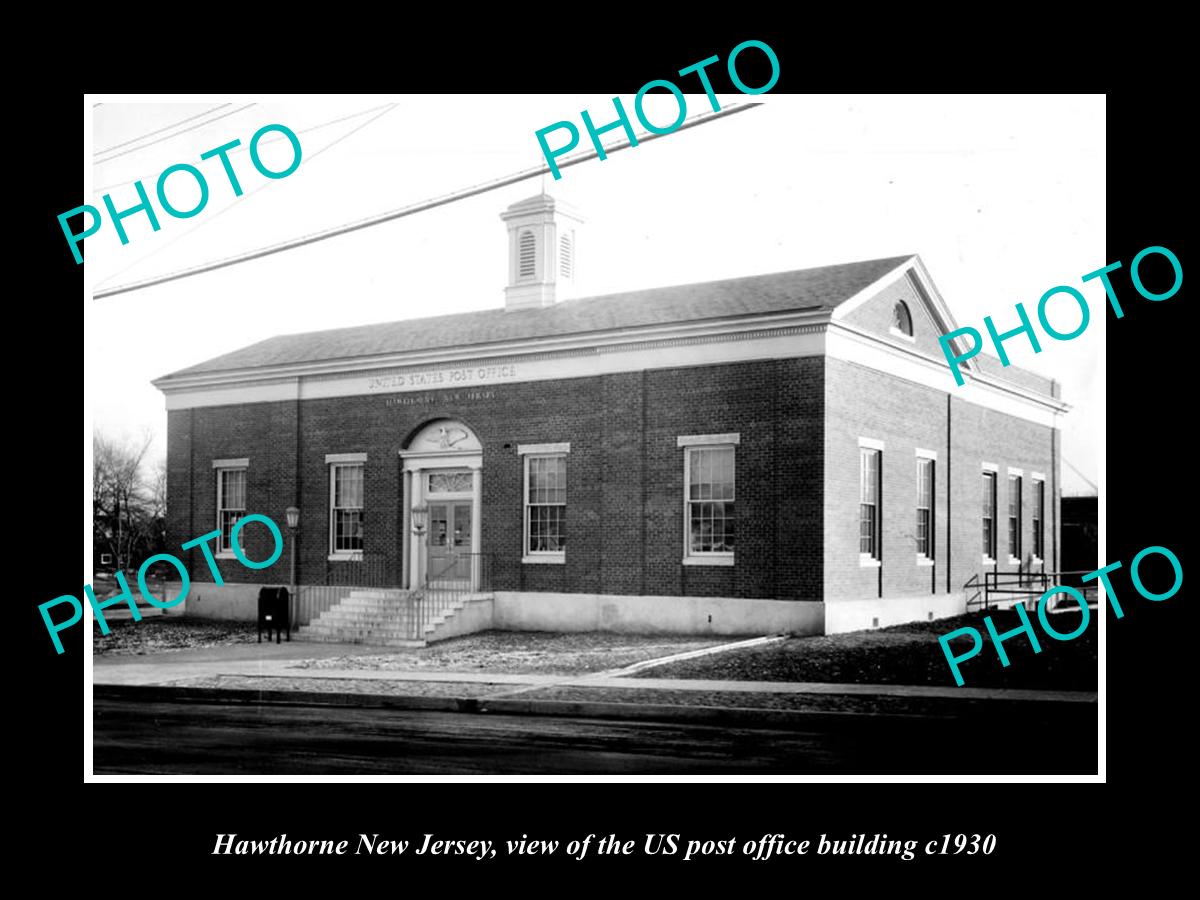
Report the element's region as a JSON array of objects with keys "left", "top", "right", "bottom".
[{"left": 429, "top": 426, "right": 469, "bottom": 449}]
